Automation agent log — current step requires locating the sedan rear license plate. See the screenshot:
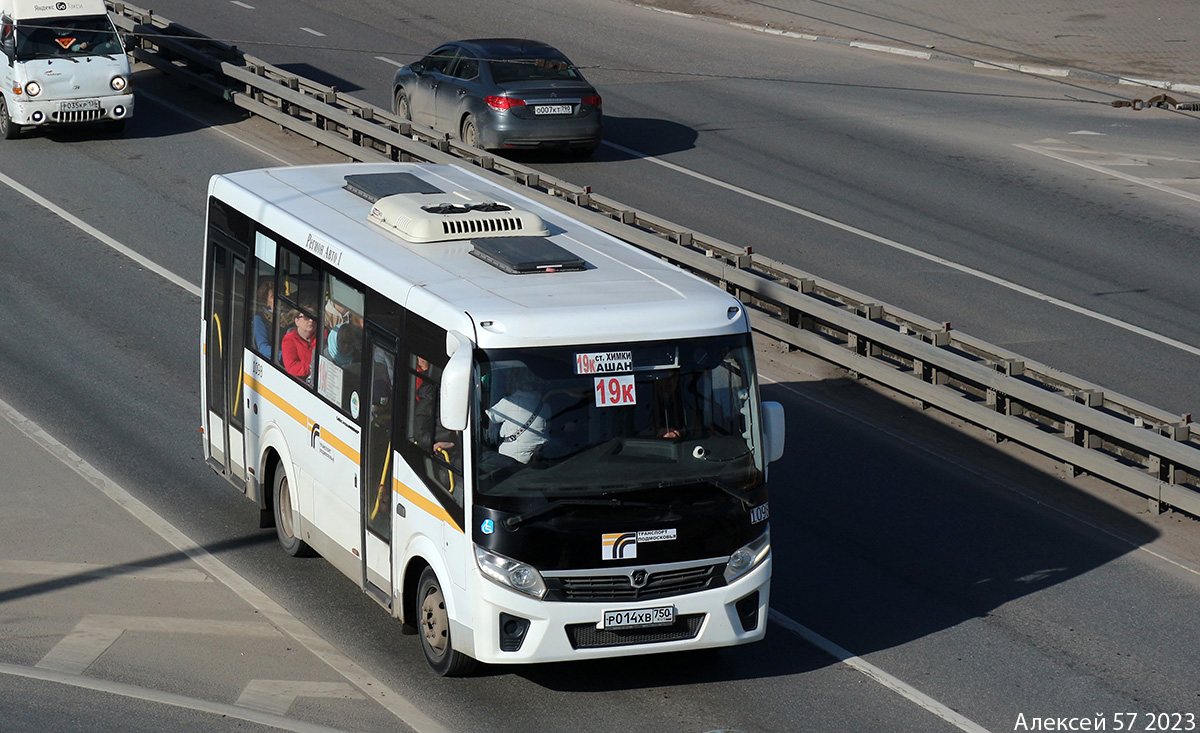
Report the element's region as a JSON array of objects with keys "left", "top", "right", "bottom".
[
  {"left": 533, "top": 104, "right": 572, "bottom": 115},
  {"left": 61, "top": 99, "right": 101, "bottom": 112},
  {"left": 600, "top": 605, "right": 676, "bottom": 630}
]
